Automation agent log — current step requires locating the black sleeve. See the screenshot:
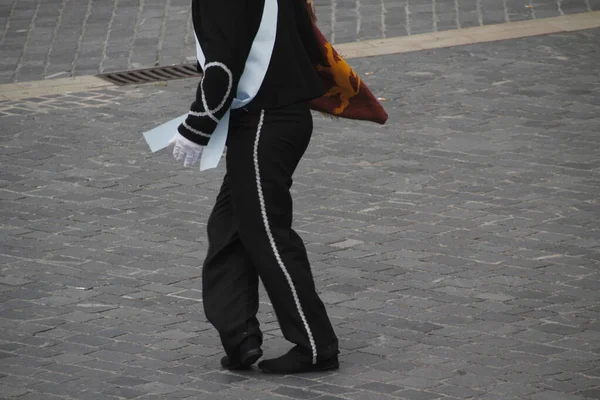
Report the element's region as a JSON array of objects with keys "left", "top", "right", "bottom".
[{"left": 178, "top": 0, "right": 256, "bottom": 146}]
